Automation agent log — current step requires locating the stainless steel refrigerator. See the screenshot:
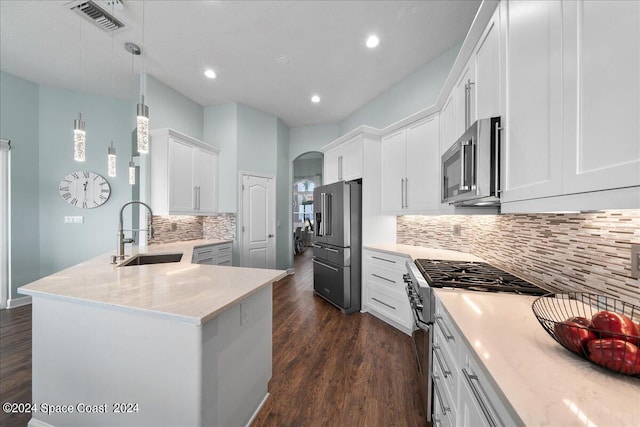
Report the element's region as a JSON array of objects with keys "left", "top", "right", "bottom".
[{"left": 312, "top": 180, "right": 361, "bottom": 314}]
